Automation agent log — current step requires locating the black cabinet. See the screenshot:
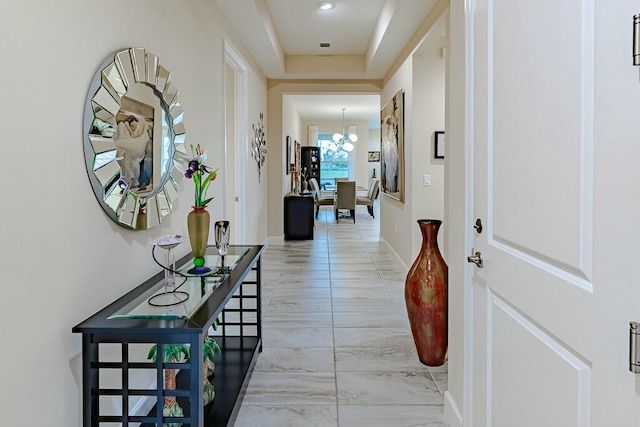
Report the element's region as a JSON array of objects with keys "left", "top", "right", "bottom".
[
  {"left": 301, "top": 146, "right": 320, "bottom": 183},
  {"left": 72, "top": 245, "right": 264, "bottom": 427},
  {"left": 284, "top": 192, "right": 315, "bottom": 240}
]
